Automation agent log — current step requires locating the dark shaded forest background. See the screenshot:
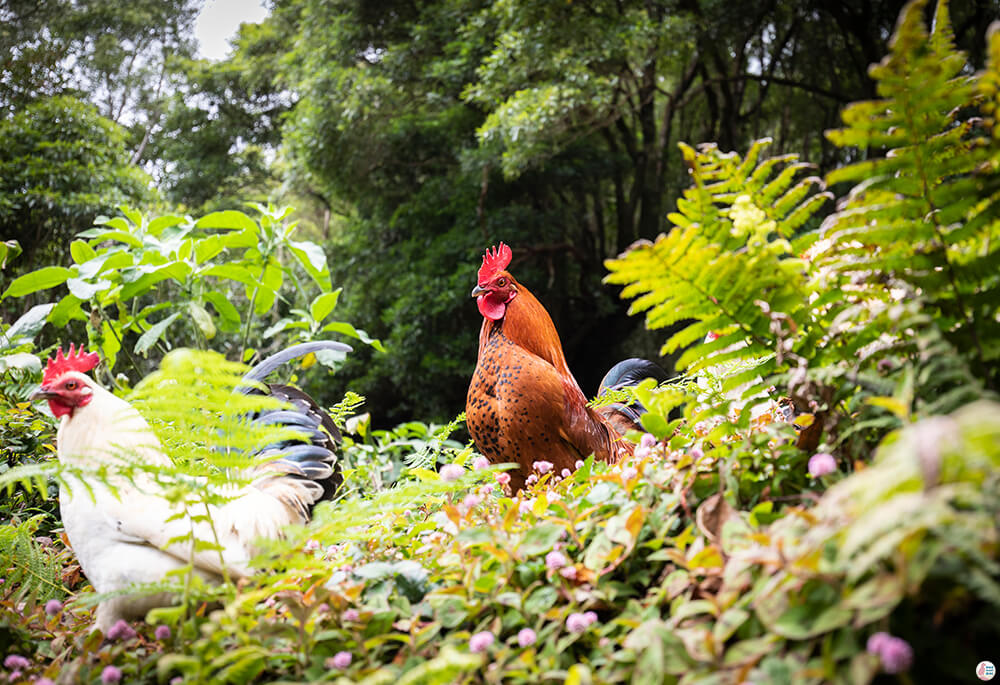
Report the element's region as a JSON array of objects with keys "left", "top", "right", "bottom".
[{"left": 2, "top": 0, "right": 997, "bottom": 425}]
